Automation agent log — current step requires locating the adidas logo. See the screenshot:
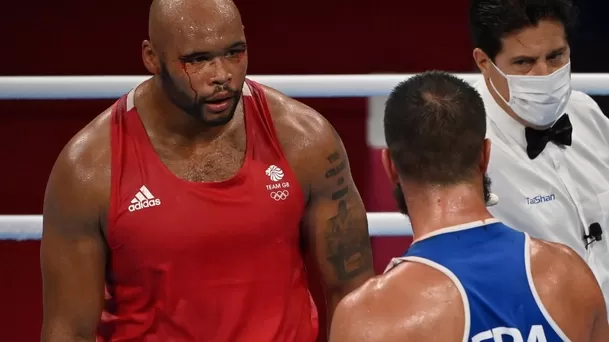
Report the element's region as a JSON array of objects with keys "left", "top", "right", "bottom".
[{"left": 128, "top": 185, "right": 161, "bottom": 212}]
